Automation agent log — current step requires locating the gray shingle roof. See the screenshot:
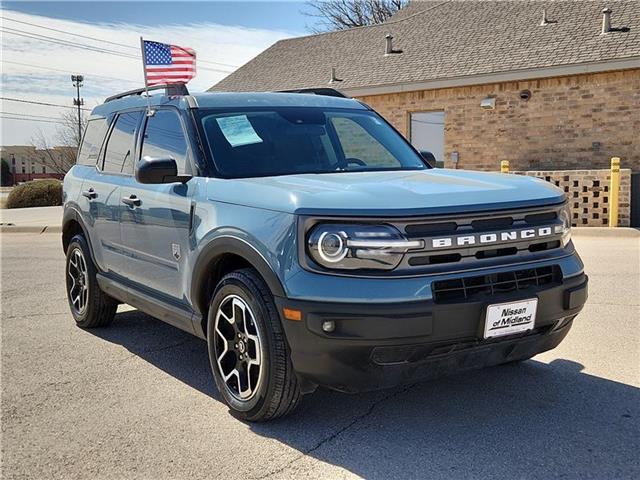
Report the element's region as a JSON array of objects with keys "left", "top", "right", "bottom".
[{"left": 210, "top": 0, "right": 640, "bottom": 93}]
